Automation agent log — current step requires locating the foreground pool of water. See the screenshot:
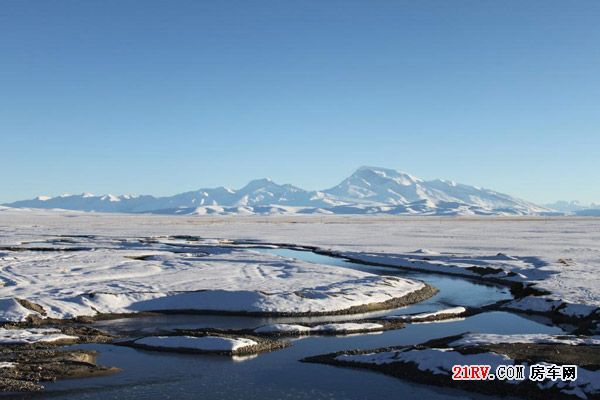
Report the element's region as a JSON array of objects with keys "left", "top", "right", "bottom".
[{"left": 18, "top": 312, "right": 561, "bottom": 400}]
